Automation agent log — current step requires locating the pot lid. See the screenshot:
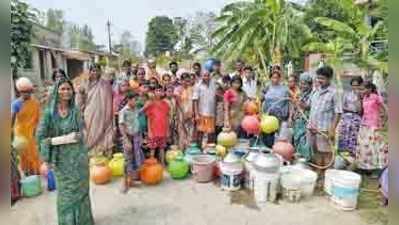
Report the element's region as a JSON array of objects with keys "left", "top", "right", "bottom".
[
  {"left": 244, "top": 151, "right": 259, "bottom": 162},
  {"left": 113, "top": 153, "right": 124, "bottom": 158},
  {"left": 223, "top": 152, "right": 240, "bottom": 163},
  {"left": 175, "top": 155, "right": 184, "bottom": 161},
  {"left": 253, "top": 152, "right": 280, "bottom": 171}
]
